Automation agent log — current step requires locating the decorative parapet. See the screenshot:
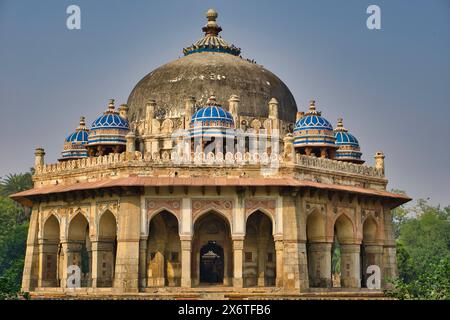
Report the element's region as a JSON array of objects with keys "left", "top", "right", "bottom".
[
  {"left": 295, "top": 154, "right": 384, "bottom": 178},
  {"left": 35, "top": 151, "right": 383, "bottom": 179}
]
